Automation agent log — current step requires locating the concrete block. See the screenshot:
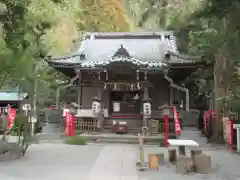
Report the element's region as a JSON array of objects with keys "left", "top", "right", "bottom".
[
  {"left": 156, "top": 153, "right": 165, "bottom": 165},
  {"left": 148, "top": 154, "right": 159, "bottom": 170},
  {"left": 168, "top": 149, "right": 177, "bottom": 163},
  {"left": 176, "top": 155, "right": 194, "bottom": 174},
  {"left": 194, "top": 154, "right": 211, "bottom": 174},
  {"left": 190, "top": 149, "right": 202, "bottom": 158},
  {"left": 190, "top": 149, "right": 202, "bottom": 165}
]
